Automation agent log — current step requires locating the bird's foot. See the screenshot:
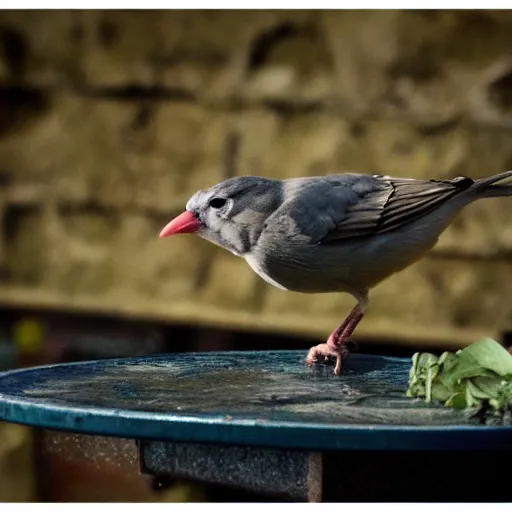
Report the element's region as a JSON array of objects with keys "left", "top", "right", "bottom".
[
  {"left": 306, "top": 299, "right": 366, "bottom": 375},
  {"left": 305, "top": 338, "right": 350, "bottom": 376}
]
